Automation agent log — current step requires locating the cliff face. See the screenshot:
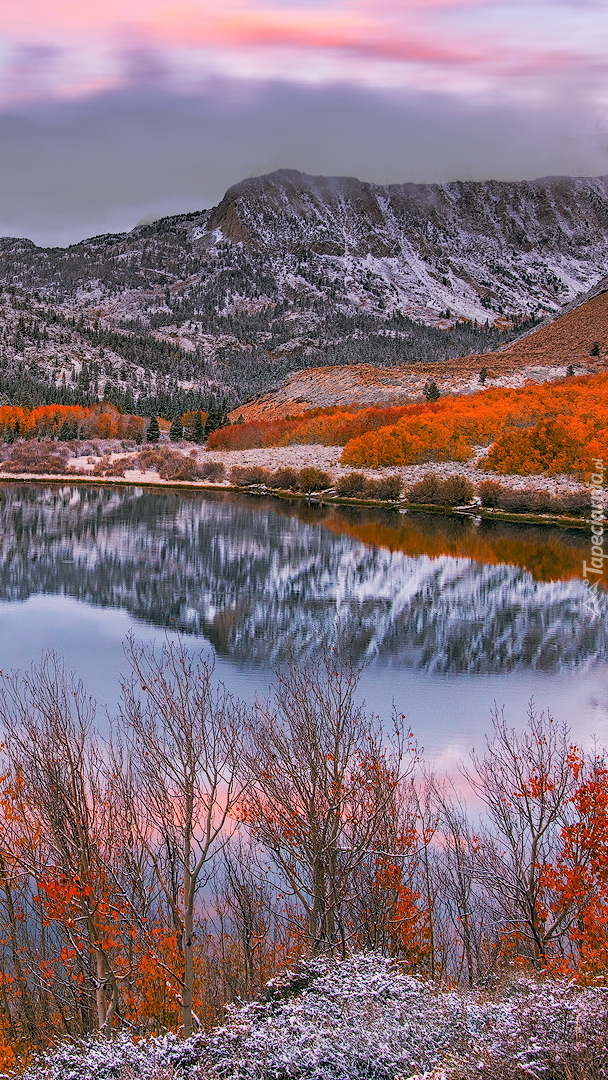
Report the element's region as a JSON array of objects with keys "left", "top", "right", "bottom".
[
  {"left": 0, "top": 483, "right": 604, "bottom": 675},
  {"left": 206, "top": 170, "right": 608, "bottom": 317},
  {"left": 2, "top": 169, "right": 608, "bottom": 407}
]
